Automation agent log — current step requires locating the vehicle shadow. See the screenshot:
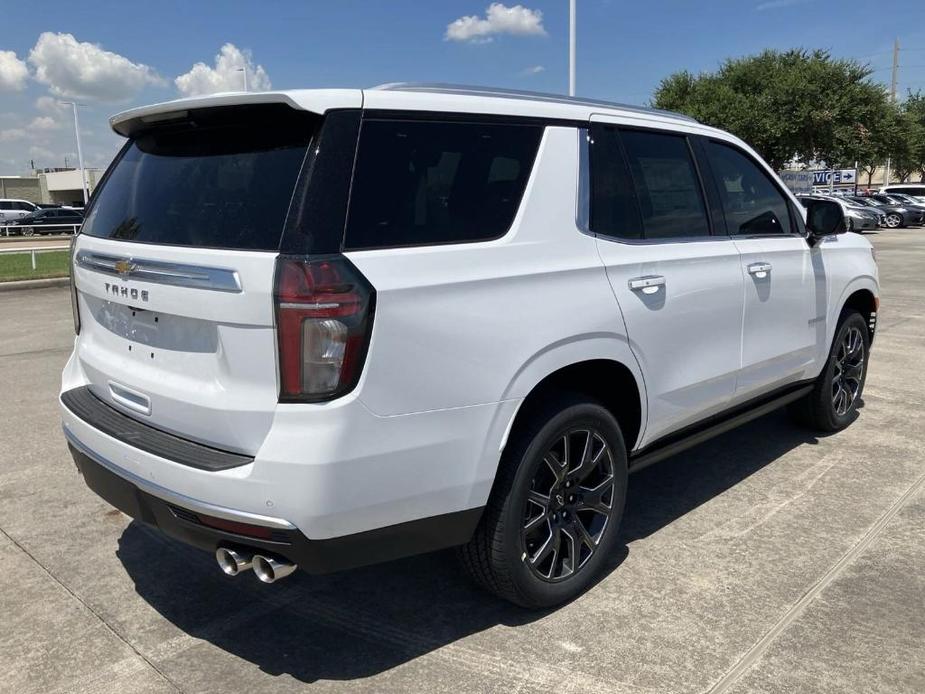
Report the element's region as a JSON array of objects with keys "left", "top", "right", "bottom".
[{"left": 116, "top": 408, "right": 831, "bottom": 683}]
